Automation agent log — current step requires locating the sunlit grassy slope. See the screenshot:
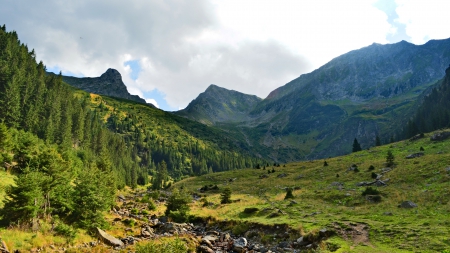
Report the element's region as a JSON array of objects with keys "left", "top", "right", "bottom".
[{"left": 174, "top": 130, "right": 450, "bottom": 252}]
